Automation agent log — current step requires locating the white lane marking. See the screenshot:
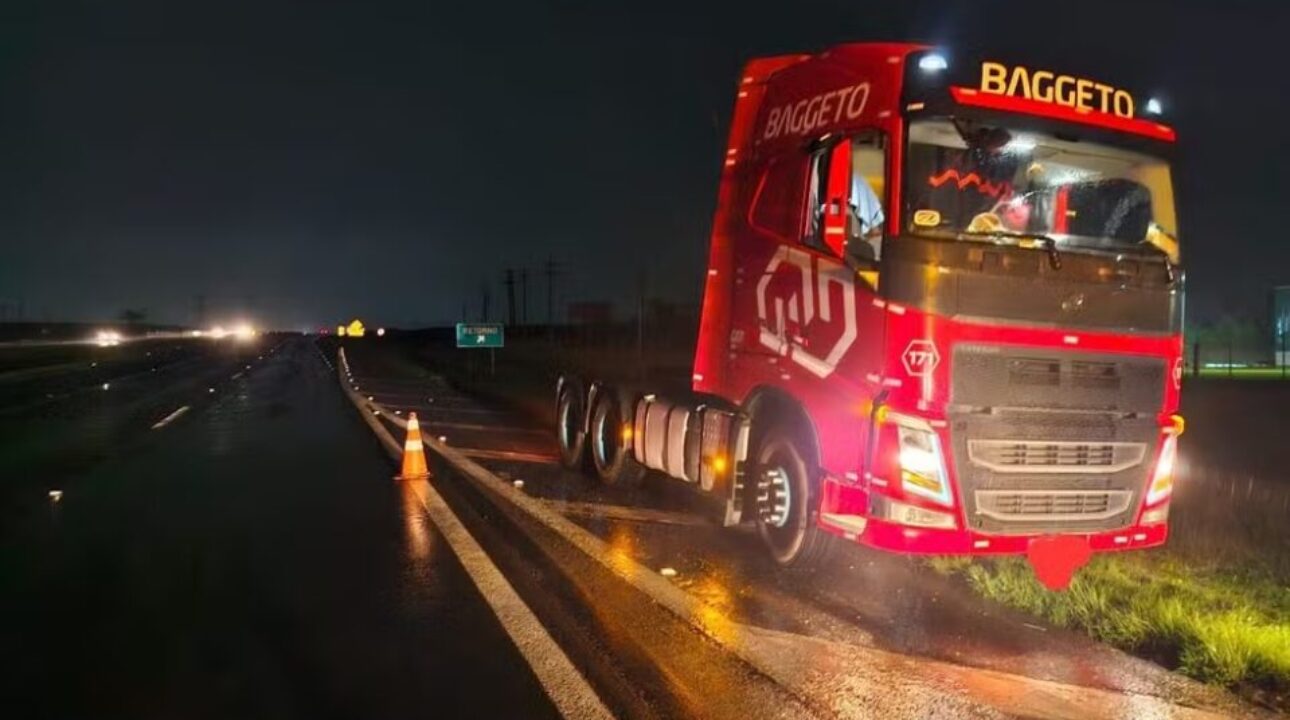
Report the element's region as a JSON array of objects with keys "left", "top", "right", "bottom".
[
  {"left": 150, "top": 405, "right": 190, "bottom": 430},
  {"left": 405, "top": 478, "right": 613, "bottom": 720},
  {"left": 337, "top": 357, "right": 612, "bottom": 720}
]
